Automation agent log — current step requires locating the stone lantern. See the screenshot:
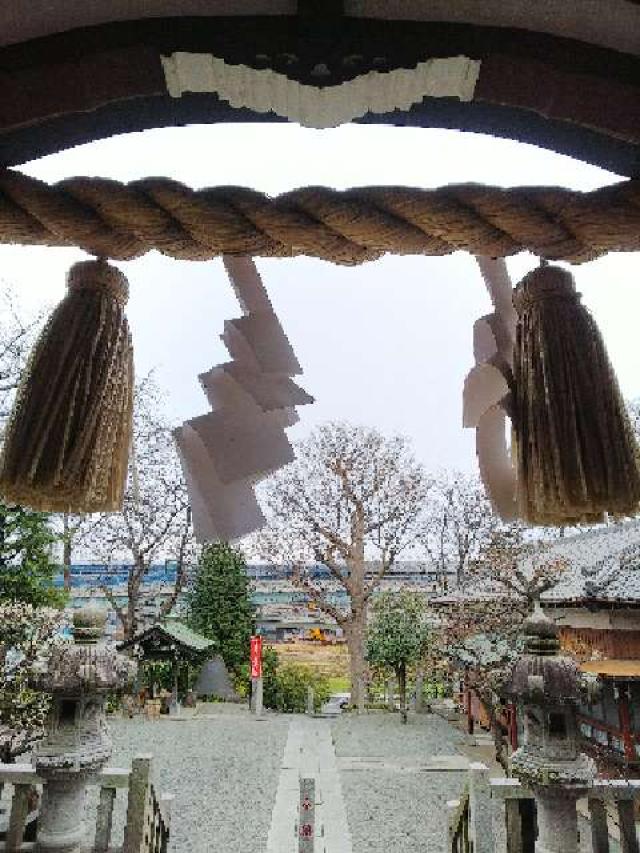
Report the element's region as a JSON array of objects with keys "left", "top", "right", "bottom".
[
  {"left": 31, "top": 605, "right": 136, "bottom": 853},
  {"left": 505, "top": 604, "right": 595, "bottom": 853}
]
